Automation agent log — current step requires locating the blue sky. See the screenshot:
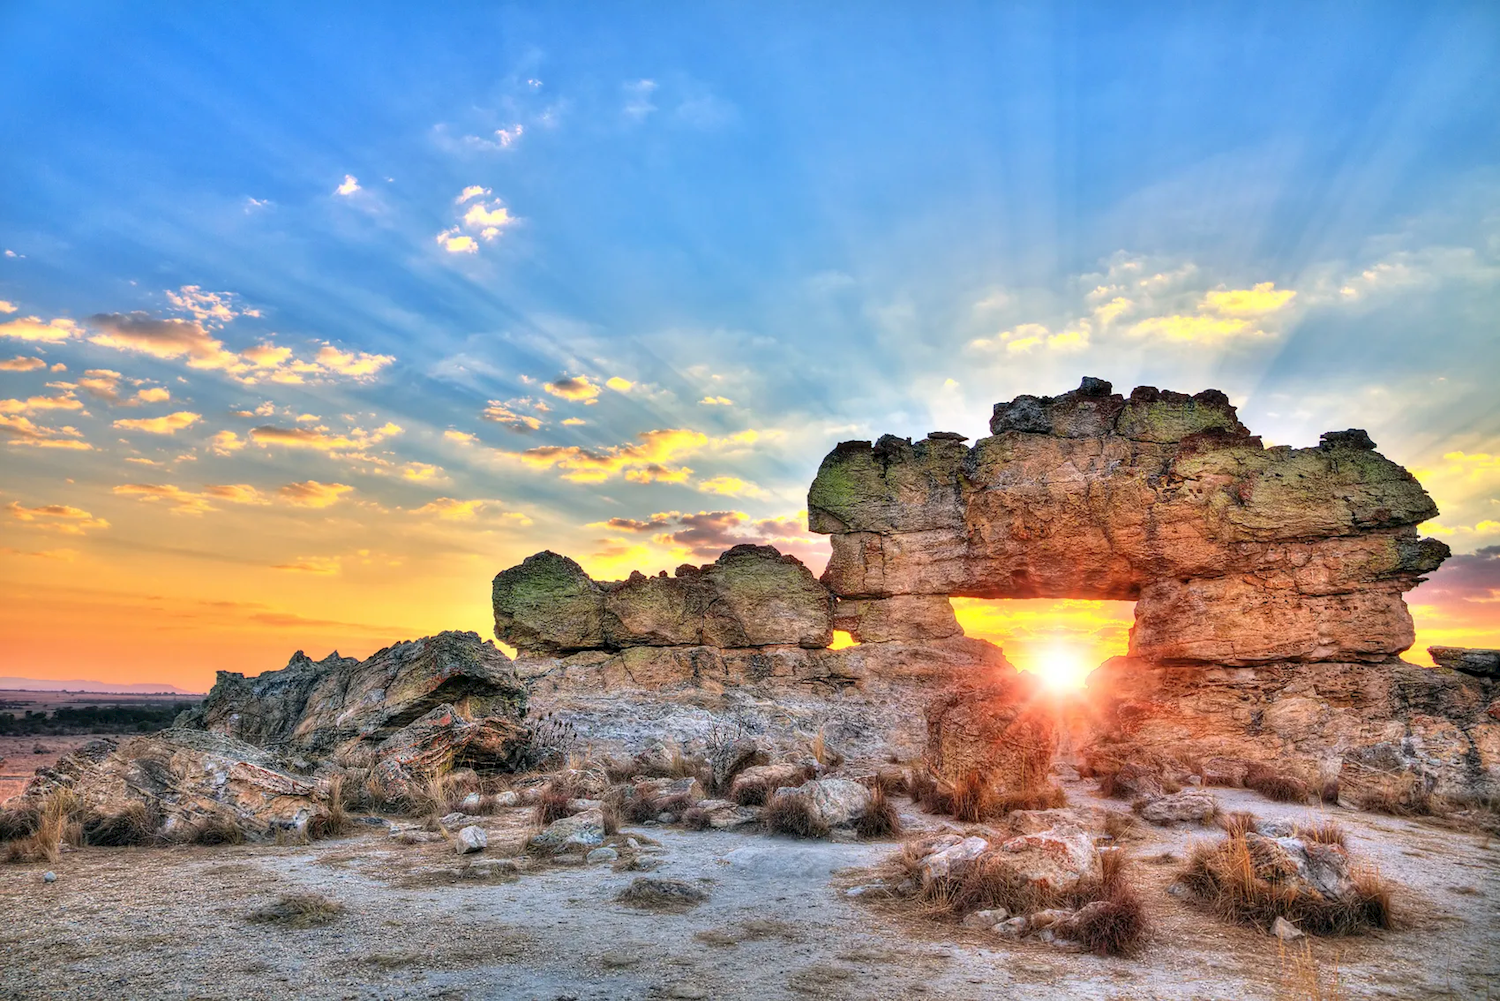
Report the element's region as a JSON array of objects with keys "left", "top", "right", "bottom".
[{"left": 2, "top": 2, "right": 1498, "bottom": 686}]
